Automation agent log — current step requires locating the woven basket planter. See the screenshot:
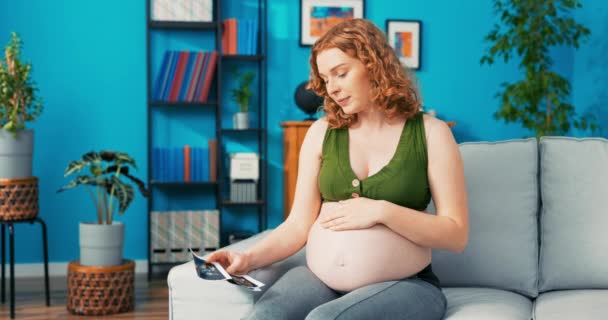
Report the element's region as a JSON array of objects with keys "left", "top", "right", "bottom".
[
  {"left": 67, "top": 260, "right": 135, "bottom": 316},
  {"left": 0, "top": 177, "right": 38, "bottom": 221}
]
